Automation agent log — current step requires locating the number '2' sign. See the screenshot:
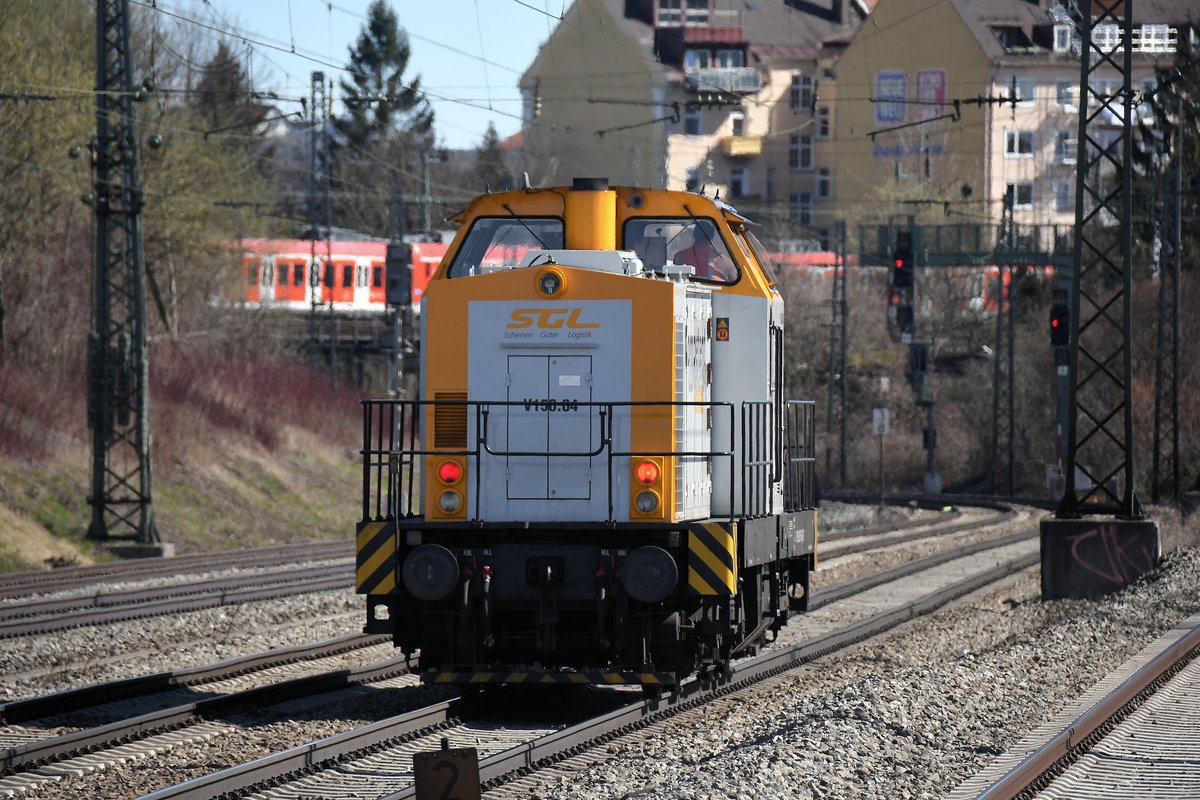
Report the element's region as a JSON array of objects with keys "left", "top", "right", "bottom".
[{"left": 413, "top": 747, "right": 481, "bottom": 800}]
